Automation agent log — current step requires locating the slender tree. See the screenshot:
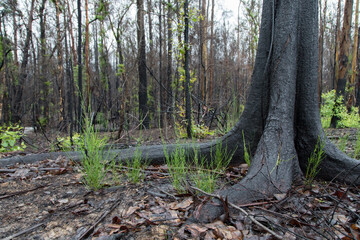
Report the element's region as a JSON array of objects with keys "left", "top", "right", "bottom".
[
  {"left": 12, "top": 0, "right": 35, "bottom": 123},
  {"left": 166, "top": 0, "right": 173, "bottom": 123},
  {"left": 349, "top": 0, "right": 360, "bottom": 108},
  {"left": 137, "top": 0, "right": 149, "bottom": 128},
  {"left": 331, "top": 0, "right": 353, "bottom": 128},
  {"left": 77, "top": 0, "right": 83, "bottom": 131},
  {"left": 184, "top": 0, "right": 192, "bottom": 138},
  {"left": 318, "top": 0, "right": 327, "bottom": 104},
  {"left": 39, "top": 0, "right": 48, "bottom": 124}
]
